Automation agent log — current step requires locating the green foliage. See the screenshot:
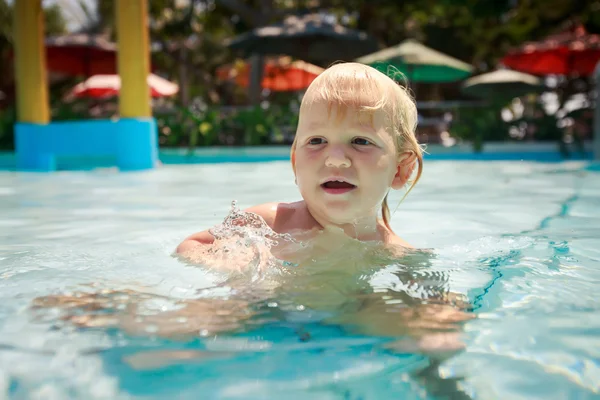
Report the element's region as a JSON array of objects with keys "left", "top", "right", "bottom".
[
  {"left": 50, "top": 101, "right": 91, "bottom": 122},
  {"left": 450, "top": 96, "right": 570, "bottom": 152},
  {"left": 0, "top": 1, "right": 68, "bottom": 42},
  {"left": 0, "top": 0, "right": 11, "bottom": 41},
  {"left": 155, "top": 103, "right": 298, "bottom": 149},
  {"left": 0, "top": 0, "right": 68, "bottom": 91},
  {"left": 230, "top": 107, "right": 272, "bottom": 146},
  {"left": 450, "top": 105, "right": 511, "bottom": 152},
  {"left": 44, "top": 4, "right": 68, "bottom": 35},
  {"left": 510, "top": 100, "right": 565, "bottom": 155},
  {"left": 2, "top": 0, "right": 598, "bottom": 150}
]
